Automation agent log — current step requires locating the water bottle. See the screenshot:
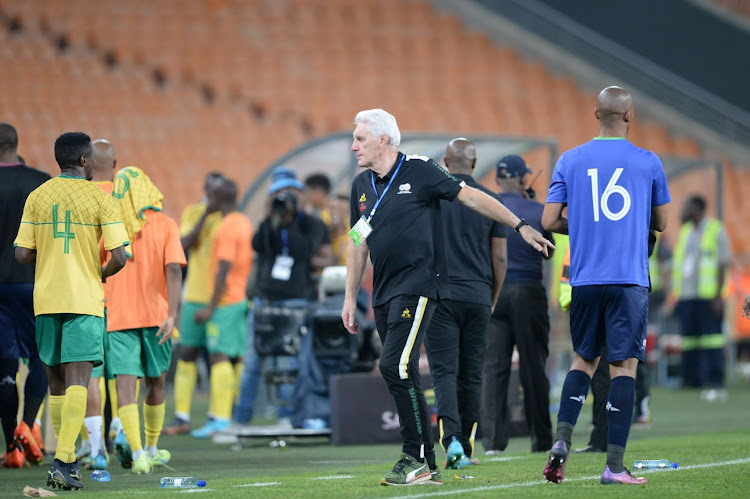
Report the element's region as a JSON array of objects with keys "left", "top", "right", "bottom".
[
  {"left": 91, "top": 470, "right": 111, "bottom": 482},
  {"left": 160, "top": 477, "right": 207, "bottom": 489},
  {"left": 633, "top": 459, "right": 678, "bottom": 470}
]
